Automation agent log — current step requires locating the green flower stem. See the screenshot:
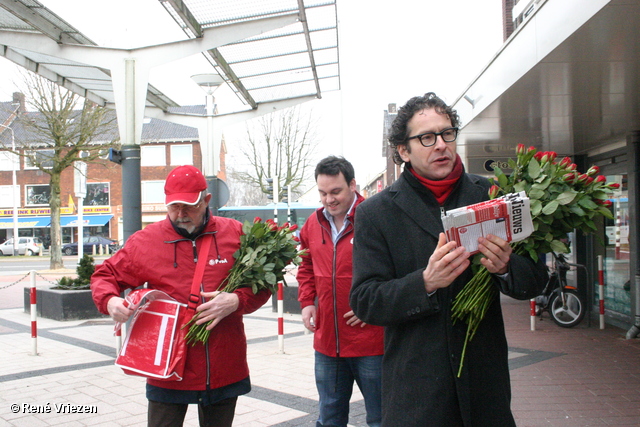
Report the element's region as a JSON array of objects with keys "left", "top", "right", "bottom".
[
  {"left": 452, "top": 266, "right": 496, "bottom": 377},
  {"left": 182, "top": 220, "right": 305, "bottom": 346},
  {"left": 452, "top": 247, "right": 531, "bottom": 377}
]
